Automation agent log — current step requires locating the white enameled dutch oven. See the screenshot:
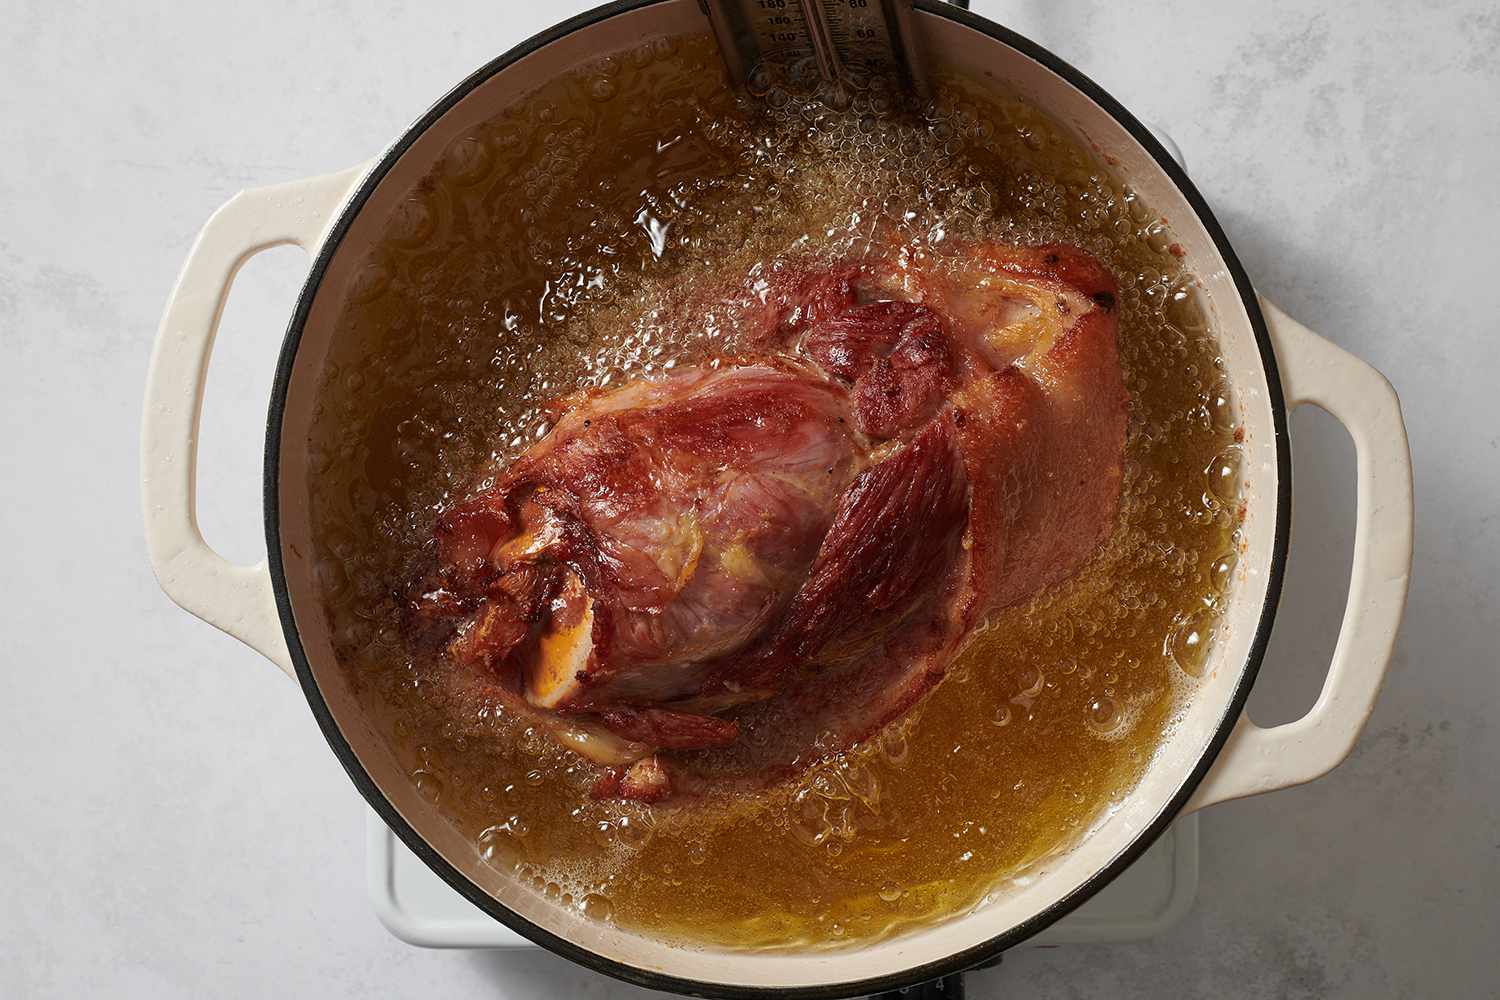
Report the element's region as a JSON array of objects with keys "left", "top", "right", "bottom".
[{"left": 141, "top": 2, "right": 1414, "bottom": 996}]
